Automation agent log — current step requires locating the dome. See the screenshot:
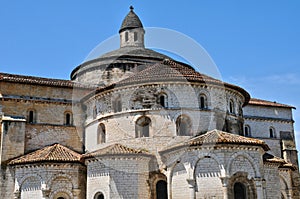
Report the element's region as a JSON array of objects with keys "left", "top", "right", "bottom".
[{"left": 119, "top": 6, "right": 143, "bottom": 33}]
